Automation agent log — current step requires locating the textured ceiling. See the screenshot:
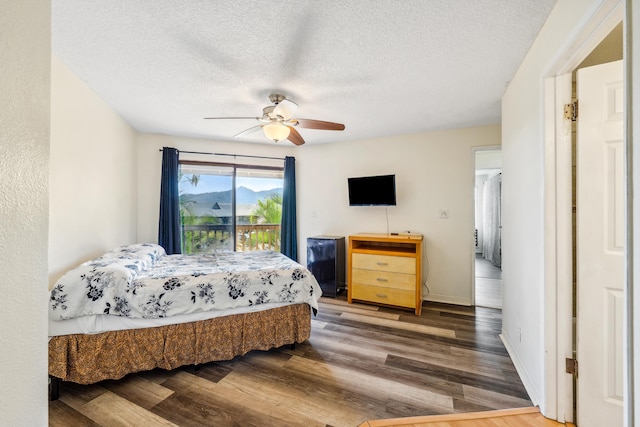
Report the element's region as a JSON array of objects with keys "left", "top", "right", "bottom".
[{"left": 52, "top": 0, "right": 557, "bottom": 145}]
